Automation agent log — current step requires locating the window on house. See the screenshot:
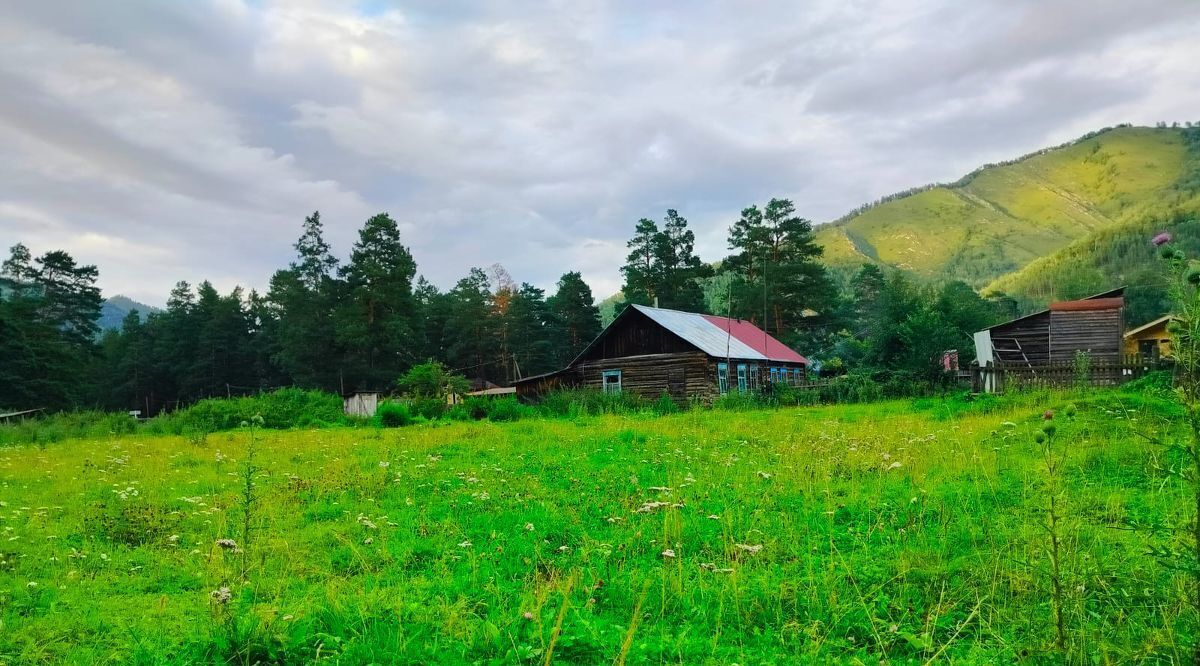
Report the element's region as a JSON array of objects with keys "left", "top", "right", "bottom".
[
  {"left": 602, "top": 369, "right": 622, "bottom": 394},
  {"left": 770, "top": 367, "right": 779, "bottom": 383},
  {"left": 737, "top": 364, "right": 748, "bottom": 392},
  {"left": 717, "top": 363, "right": 729, "bottom": 394},
  {"left": 749, "top": 365, "right": 759, "bottom": 390}
]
